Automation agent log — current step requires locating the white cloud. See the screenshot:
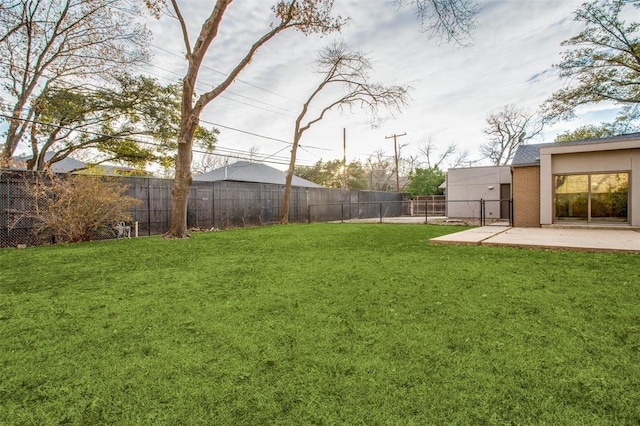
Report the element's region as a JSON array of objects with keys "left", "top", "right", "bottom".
[{"left": 143, "top": 0, "right": 627, "bottom": 170}]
